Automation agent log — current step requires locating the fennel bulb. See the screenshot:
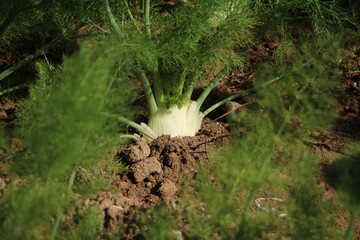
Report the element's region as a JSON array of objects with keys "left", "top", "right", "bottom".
[{"left": 146, "top": 101, "right": 203, "bottom": 138}]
